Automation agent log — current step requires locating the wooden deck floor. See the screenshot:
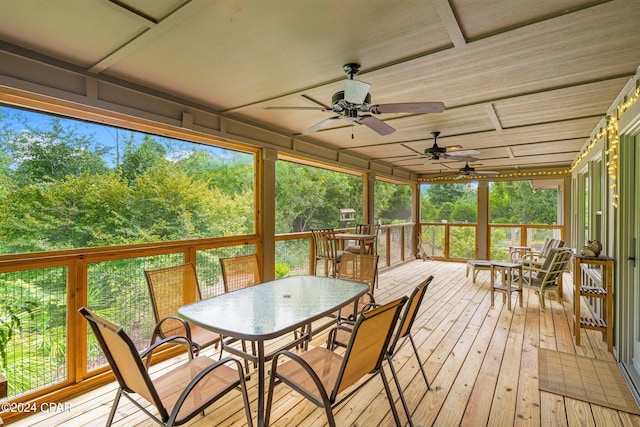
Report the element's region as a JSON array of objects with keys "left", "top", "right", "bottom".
[{"left": 13, "top": 260, "right": 640, "bottom": 427}]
